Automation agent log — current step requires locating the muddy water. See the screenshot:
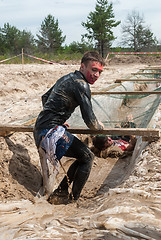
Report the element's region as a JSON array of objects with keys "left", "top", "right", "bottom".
[
  {"left": 1, "top": 142, "right": 161, "bottom": 239},
  {"left": 0, "top": 189, "right": 161, "bottom": 239}
]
